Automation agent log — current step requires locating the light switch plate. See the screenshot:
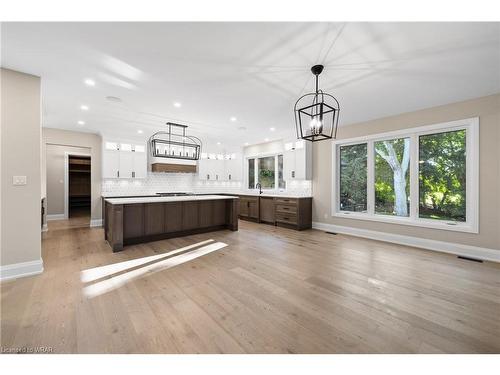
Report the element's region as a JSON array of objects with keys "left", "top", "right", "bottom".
[{"left": 13, "top": 176, "right": 27, "bottom": 185}]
